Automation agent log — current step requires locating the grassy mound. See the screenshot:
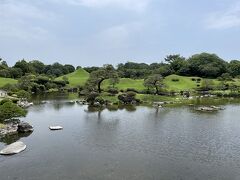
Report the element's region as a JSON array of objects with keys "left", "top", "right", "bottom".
[
  {"left": 103, "top": 78, "right": 145, "bottom": 91},
  {"left": 56, "top": 68, "right": 89, "bottom": 87},
  {"left": 0, "top": 77, "right": 17, "bottom": 88},
  {"left": 164, "top": 75, "right": 202, "bottom": 91}
]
